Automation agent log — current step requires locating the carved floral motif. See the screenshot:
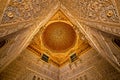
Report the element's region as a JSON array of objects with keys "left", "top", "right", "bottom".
[
  {"left": 1, "top": 0, "right": 55, "bottom": 24},
  {"left": 60, "top": 0, "right": 120, "bottom": 23}
]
